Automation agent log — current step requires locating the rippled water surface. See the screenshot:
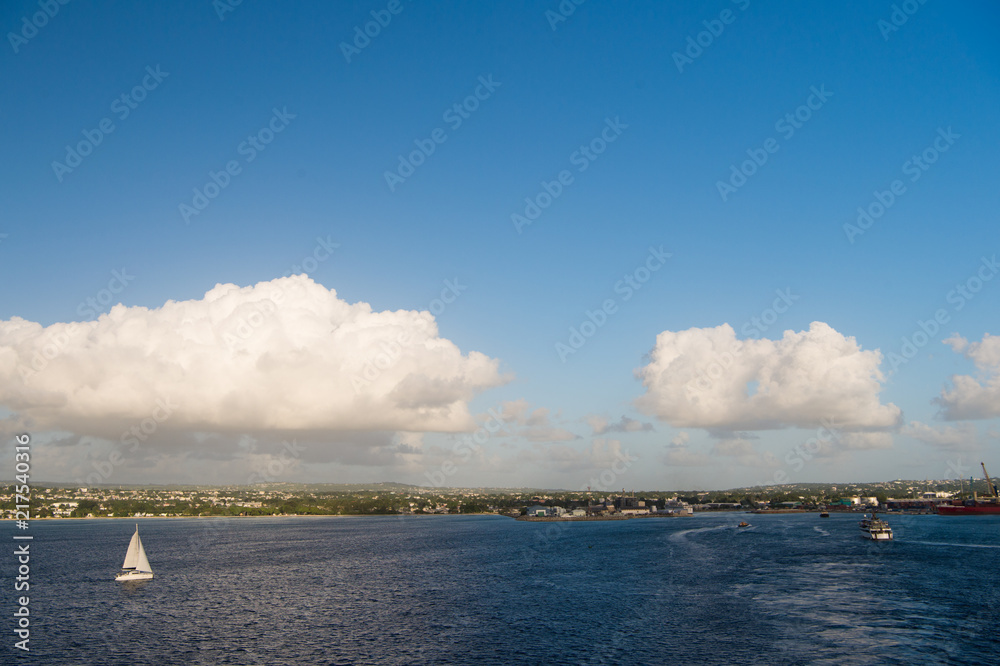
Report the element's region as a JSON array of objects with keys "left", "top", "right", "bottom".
[{"left": 5, "top": 513, "right": 999, "bottom": 664}]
